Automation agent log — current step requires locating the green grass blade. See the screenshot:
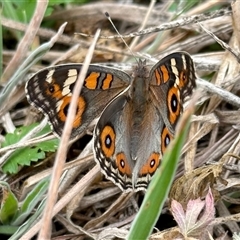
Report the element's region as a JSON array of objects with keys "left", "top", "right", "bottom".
[
  {"left": 2, "top": 1, "right": 22, "bottom": 40},
  {"left": 13, "top": 178, "right": 49, "bottom": 225},
  {"left": 127, "top": 115, "right": 191, "bottom": 240}
]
